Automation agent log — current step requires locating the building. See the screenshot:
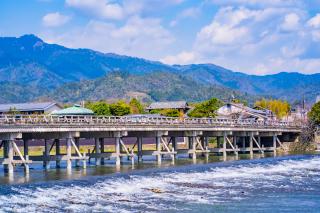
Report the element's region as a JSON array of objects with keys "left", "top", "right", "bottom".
[
  {"left": 285, "top": 106, "right": 309, "bottom": 122},
  {"left": 51, "top": 104, "right": 94, "bottom": 116},
  {"left": 217, "top": 103, "right": 274, "bottom": 121},
  {"left": 146, "top": 101, "right": 191, "bottom": 116},
  {"left": 0, "top": 102, "right": 62, "bottom": 115}
]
